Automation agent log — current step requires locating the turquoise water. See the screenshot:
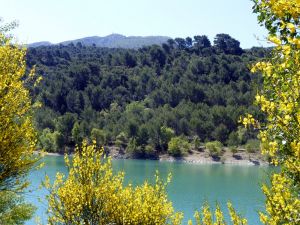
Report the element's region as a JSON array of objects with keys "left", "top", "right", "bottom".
[{"left": 25, "top": 156, "right": 275, "bottom": 224}]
